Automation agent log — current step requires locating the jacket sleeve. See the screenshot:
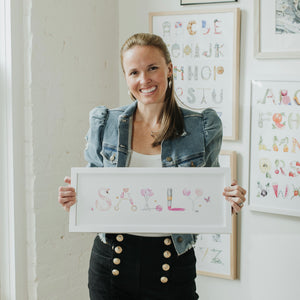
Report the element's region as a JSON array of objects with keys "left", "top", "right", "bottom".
[
  {"left": 202, "top": 108, "right": 223, "bottom": 167},
  {"left": 84, "top": 106, "right": 109, "bottom": 167}
]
